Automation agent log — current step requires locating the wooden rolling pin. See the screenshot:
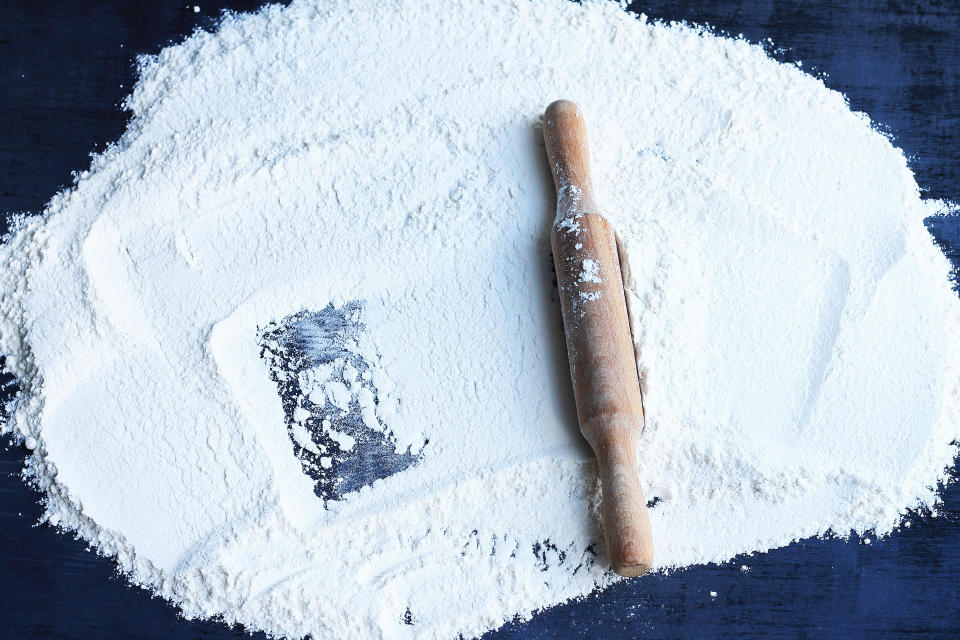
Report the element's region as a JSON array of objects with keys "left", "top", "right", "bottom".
[{"left": 543, "top": 99, "right": 654, "bottom": 577}]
